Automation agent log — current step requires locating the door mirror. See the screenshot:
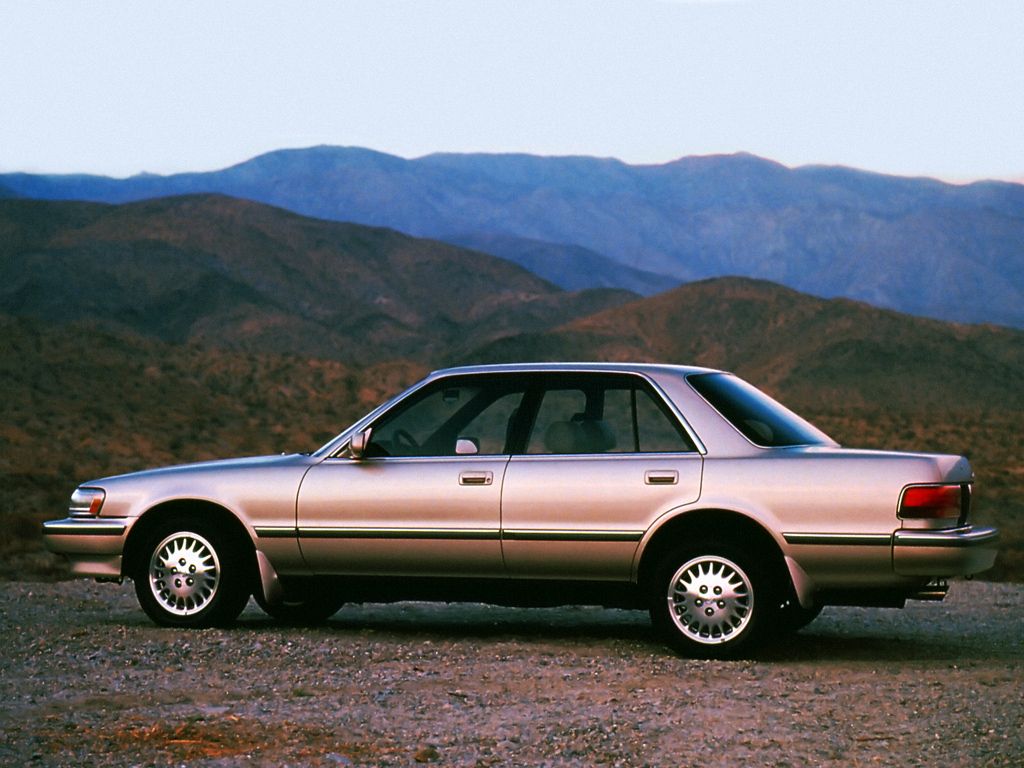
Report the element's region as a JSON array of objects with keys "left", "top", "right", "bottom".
[
  {"left": 349, "top": 427, "right": 372, "bottom": 459},
  {"left": 455, "top": 437, "right": 479, "bottom": 455}
]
